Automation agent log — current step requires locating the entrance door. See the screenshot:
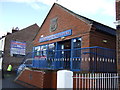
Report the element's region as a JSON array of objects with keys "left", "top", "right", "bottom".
[{"left": 57, "top": 40, "right": 71, "bottom": 69}]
